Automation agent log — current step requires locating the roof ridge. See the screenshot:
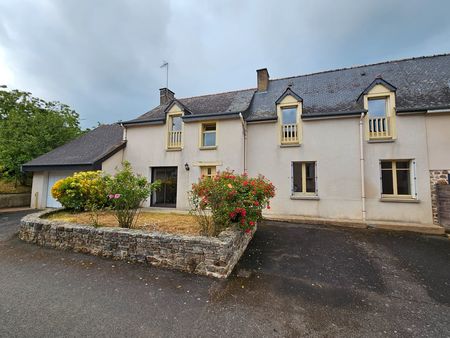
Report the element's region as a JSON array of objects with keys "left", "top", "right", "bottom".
[{"left": 270, "top": 52, "right": 450, "bottom": 82}]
